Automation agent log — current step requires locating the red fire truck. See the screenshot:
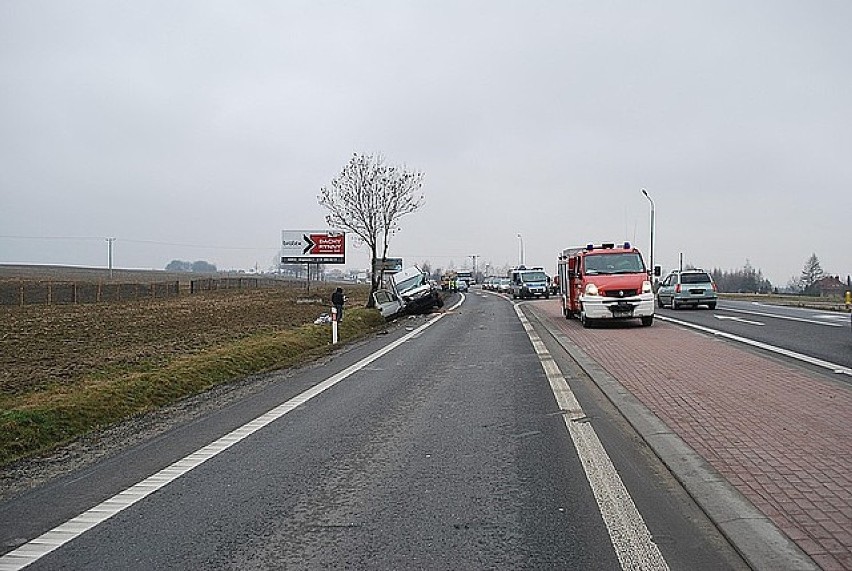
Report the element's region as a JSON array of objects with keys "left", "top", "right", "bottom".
[{"left": 557, "top": 242, "right": 659, "bottom": 328}]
